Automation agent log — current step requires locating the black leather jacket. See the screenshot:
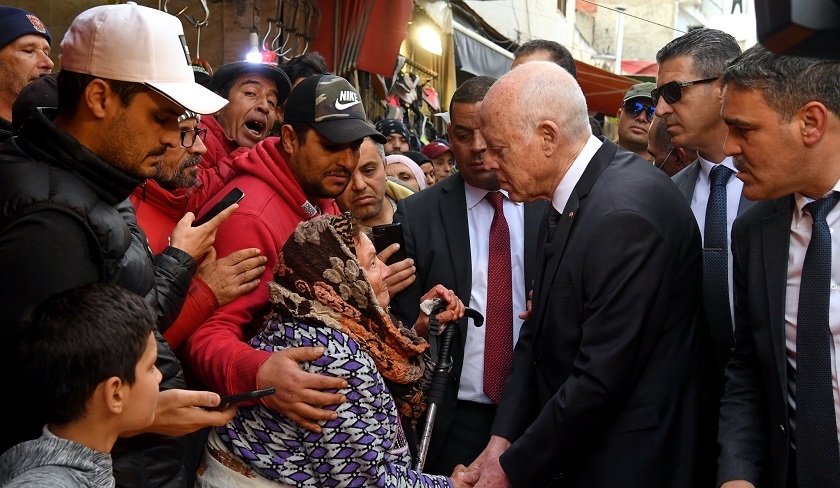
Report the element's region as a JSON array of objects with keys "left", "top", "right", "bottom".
[{"left": 0, "top": 110, "right": 195, "bottom": 487}]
